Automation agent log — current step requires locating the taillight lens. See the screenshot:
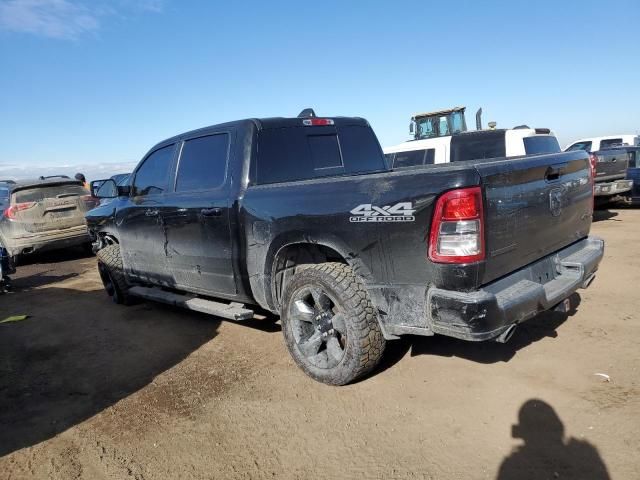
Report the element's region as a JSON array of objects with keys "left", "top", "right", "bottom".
[
  {"left": 428, "top": 187, "right": 485, "bottom": 263},
  {"left": 588, "top": 154, "right": 597, "bottom": 212},
  {"left": 4, "top": 202, "right": 36, "bottom": 219},
  {"left": 82, "top": 195, "right": 99, "bottom": 208},
  {"left": 588, "top": 153, "right": 597, "bottom": 181}
]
